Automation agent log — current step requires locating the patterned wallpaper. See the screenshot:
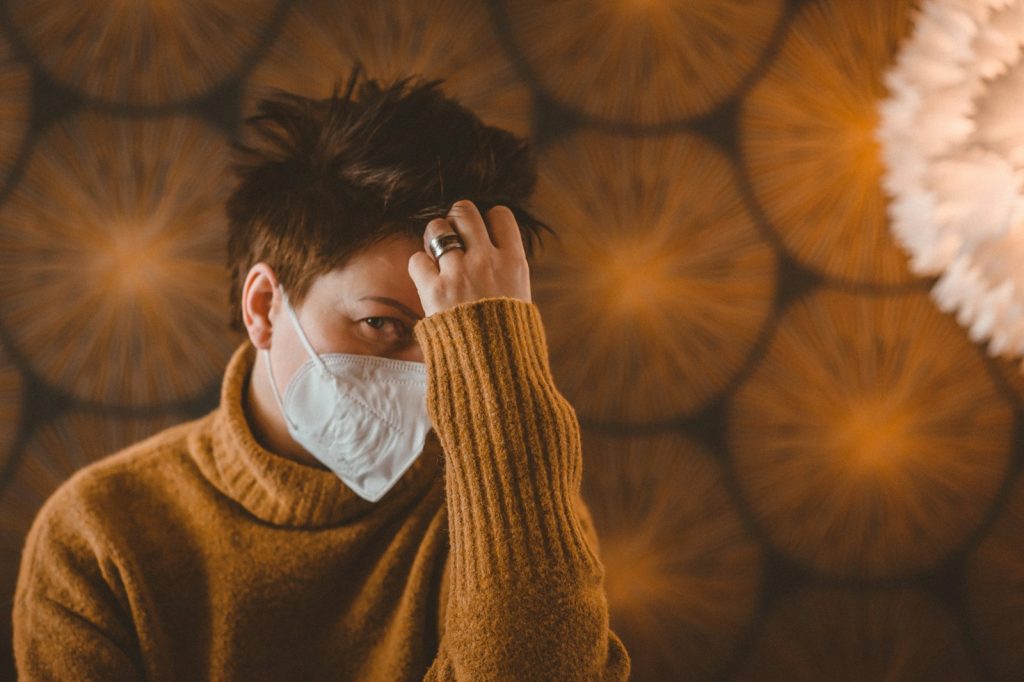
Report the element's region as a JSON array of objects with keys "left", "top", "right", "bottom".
[{"left": 1, "top": 0, "right": 1022, "bottom": 680}]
